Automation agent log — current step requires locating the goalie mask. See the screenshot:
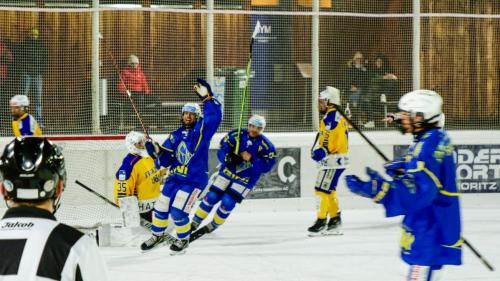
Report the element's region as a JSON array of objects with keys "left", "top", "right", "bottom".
[
  {"left": 397, "top": 89, "right": 444, "bottom": 134},
  {"left": 125, "top": 131, "right": 147, "bottom": 156},
  {"left": 0, "top": 138, "right": 66, "bottom": 213}
]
